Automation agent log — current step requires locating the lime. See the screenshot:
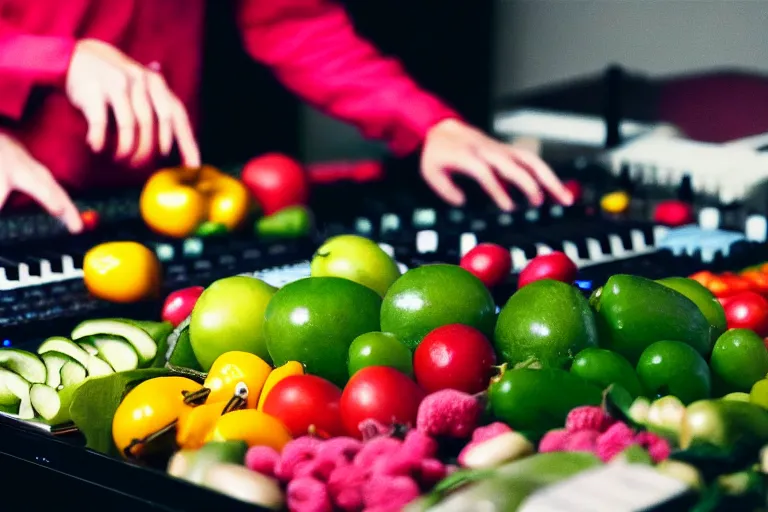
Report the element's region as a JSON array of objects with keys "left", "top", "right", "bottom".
[
  {"left": 710, "top": 328, "right": 768, "bottom": 394},
  {"left": 347, "top": 332, "right": 412, "bottom": 378},
  {"left": 189, "top": 276, "right": 277, "bottom": 370},
  {"left": 380, "top": 264, "right": 496, "bottom": 351},
  {"left": 750, "top": 379, "right": 768, "bottom": 409},
  {"left": 311, "top": 235, "right": 401, "bottom": 297},
  {"left": 636, "top": 340, "right": 711, "bottom": 405},
  {"left": 495, "top": 280, "right": 598, "bottom": 368},
  {"left": 570, "top": 347, "right": 644, "bottom": 397},
  {"left": 723, "top": 392, "right": 751, "bottom": 402},
  {"left": 656, "top": 277, "right": 727, "bottom": 345},
  {"left": 264, "top": 277, "right": 381, "bottom": 387}
]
